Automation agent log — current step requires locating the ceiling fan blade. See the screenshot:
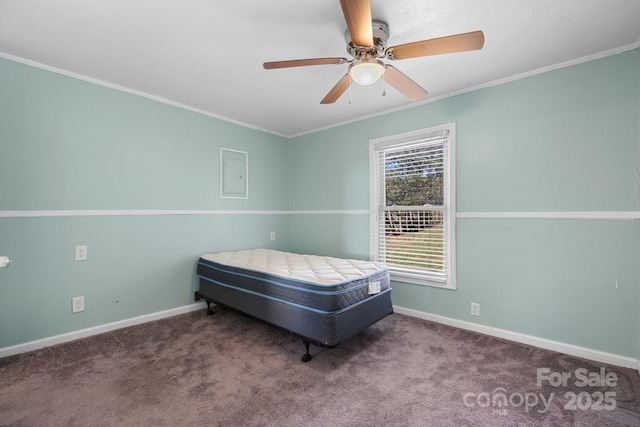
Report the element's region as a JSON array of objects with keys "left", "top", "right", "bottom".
[
  {"left": 384, "top": 65, "right": 428, "bottom": 101},
  {"left": 388, "top": 31, "right": 485, "bottom": 60},
  {"left": 263, "top": 57, "right": 348, "bottom": 69},
  {"left": 320, "top": 74, "right": 352, "bottom": 104},
  {"left": 340, "top": 0, "right": 374, "bottom": 47}
]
